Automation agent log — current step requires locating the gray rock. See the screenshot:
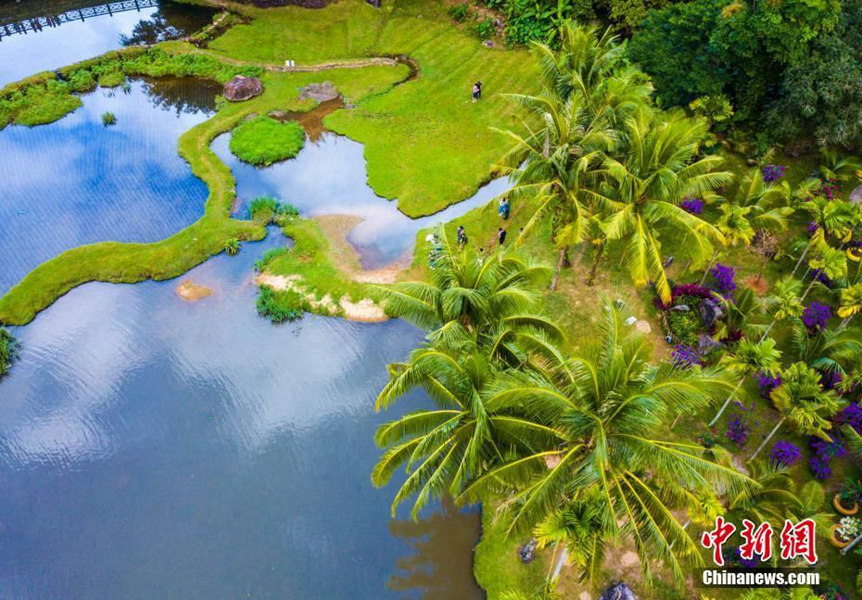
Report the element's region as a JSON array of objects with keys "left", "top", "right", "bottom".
[
  {"left": 223, "top": 75, "right": 263, "bottom": 102},
  {"left": 599, "top": 582, "right": 638, "bottom": 600},
  {"left": 700, "top": 298, "right": 723, "bottom": 327},
  {"left": 670, "top": 304, "right": 690, "bottom": 312},
  {"left": 851, "top": 185, "right": 862, "bottom": 205},
  {"left": 298, "top": 81, "right": 339, "bottom": 103}
]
